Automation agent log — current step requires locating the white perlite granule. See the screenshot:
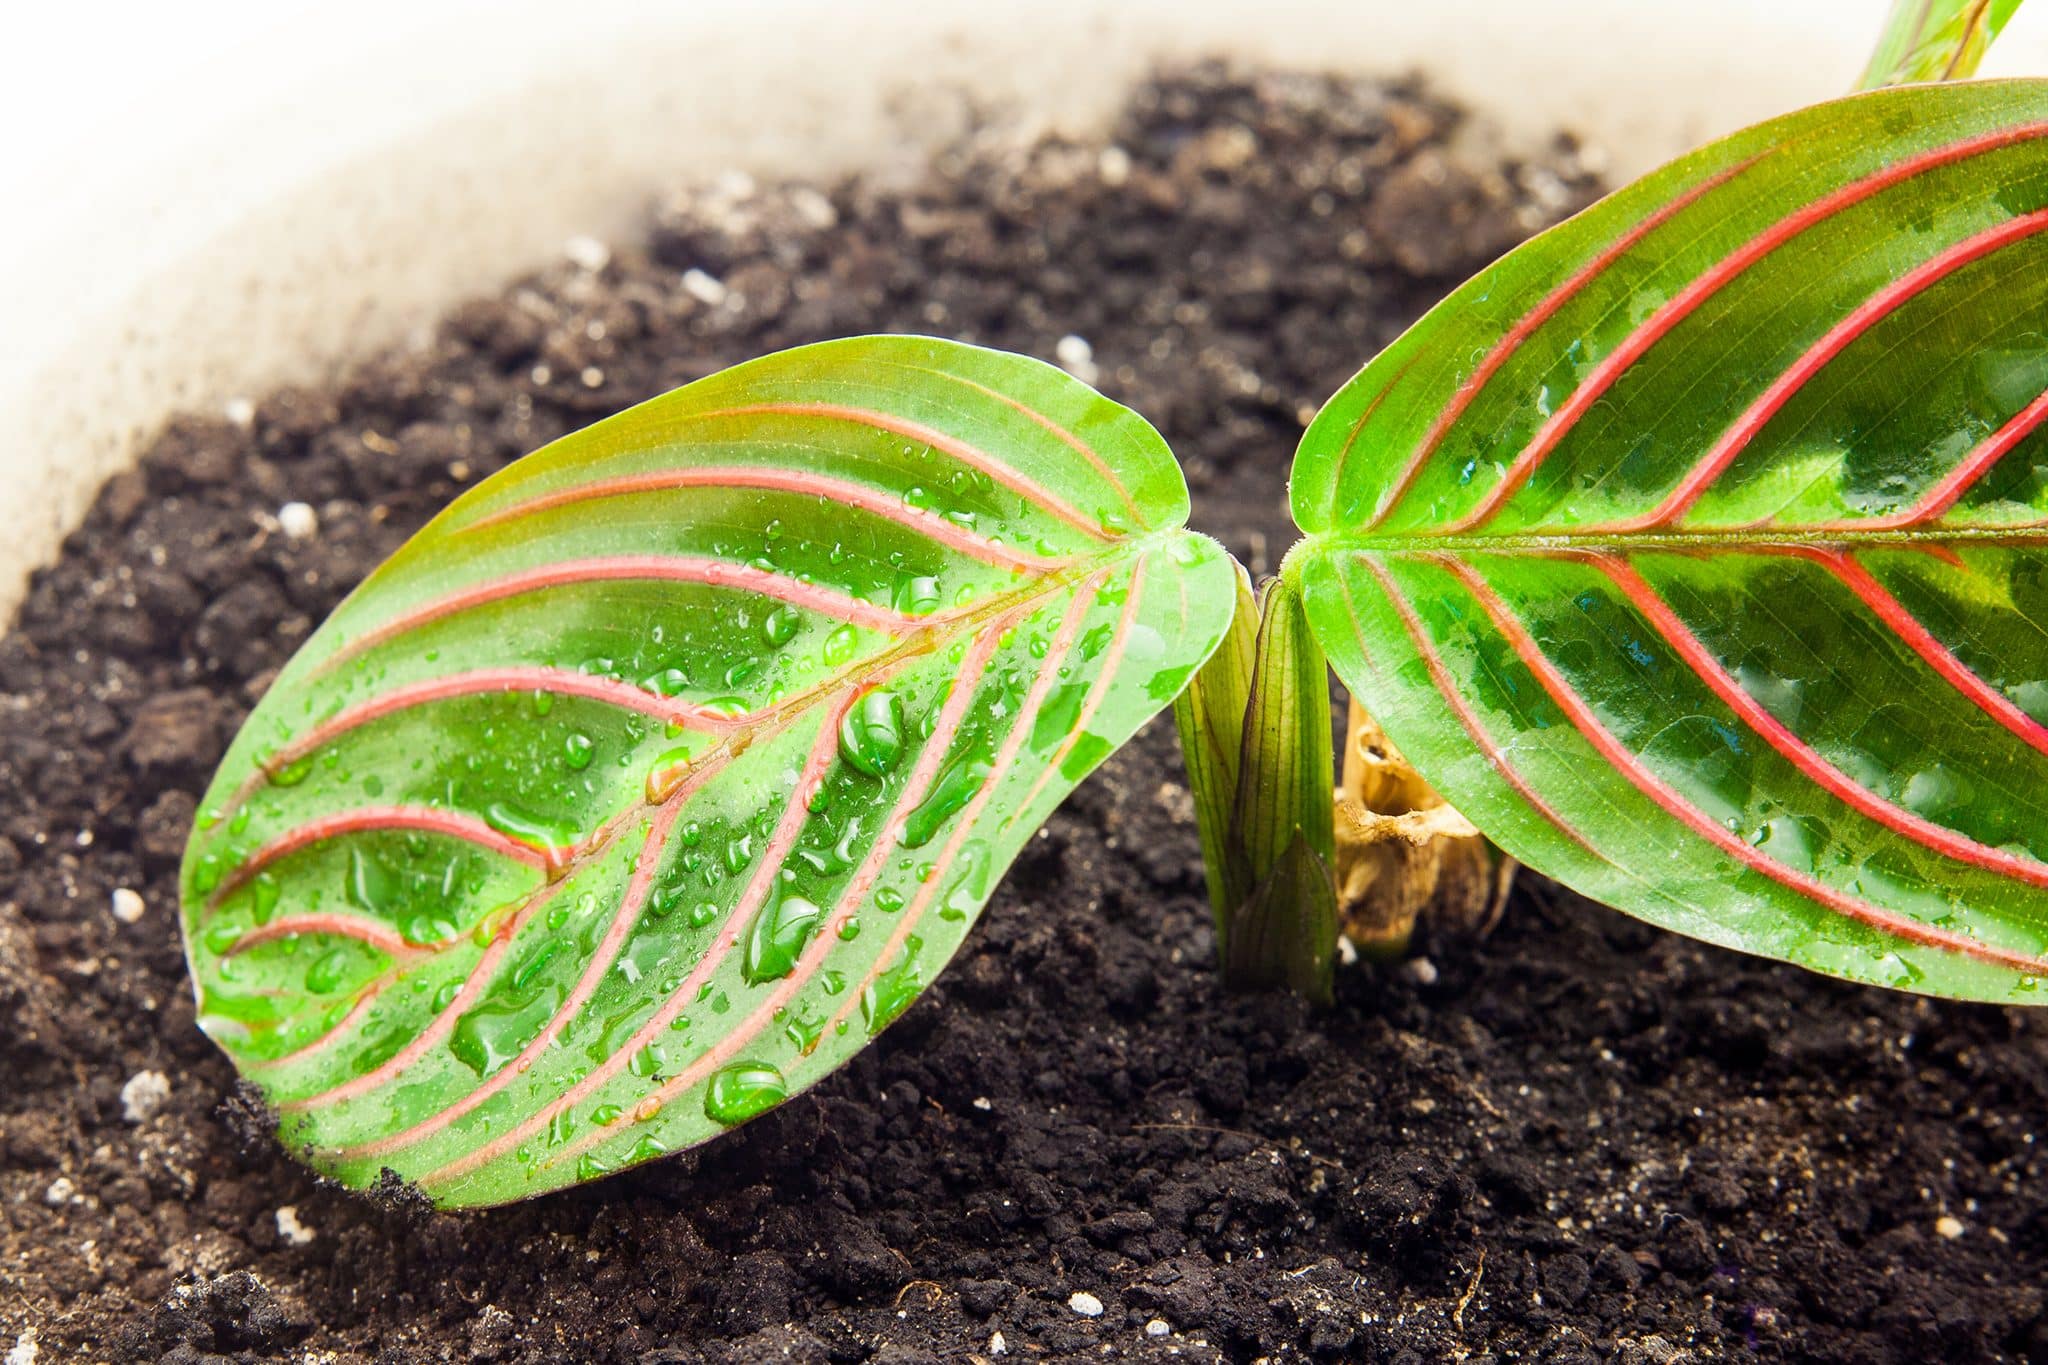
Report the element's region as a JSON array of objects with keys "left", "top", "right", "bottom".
[
  {"left": 120, "top": 1070, "right": 170, "bottom": 1123},
  {"left": 1054, "top": 334, "right": 1099, "bottom": 384},
  {"left": 1068, "top": 1291, "right": 1104, "bottom": 1317},
  {"left": 682, "top": 269, "right": 729, "bottom": 307},
  {"left": 276, "top": 1205, "right": 316, "bottom": 1246},
  {"left": 564, "top": 234, "right": 612, "bottom": 273},
  {"left": 111, "top": 888, "right": 145, "bottom": 924},
  {"left": 277, "top": 501, "right": 318, "bottom": 540}
]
